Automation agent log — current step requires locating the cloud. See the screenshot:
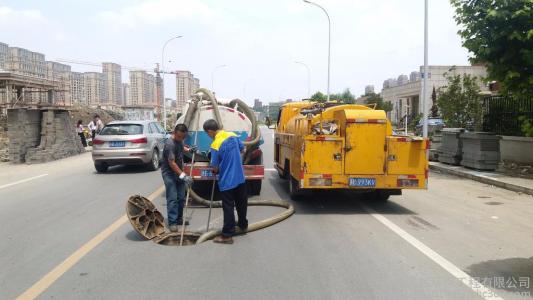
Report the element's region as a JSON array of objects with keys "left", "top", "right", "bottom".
[
  {"left": 0, "top": 6, "right": 46, "bottom": 22},
  {"left": 98, "top": 0, "right": 214, "bottom": 30}
]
